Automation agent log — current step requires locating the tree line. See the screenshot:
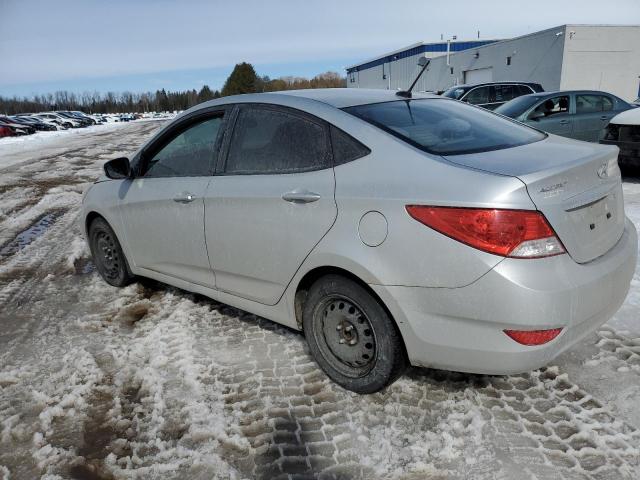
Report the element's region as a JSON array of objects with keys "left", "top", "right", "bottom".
[{"left": 0, "top": 63, "right": 346, "bottom": 115}]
